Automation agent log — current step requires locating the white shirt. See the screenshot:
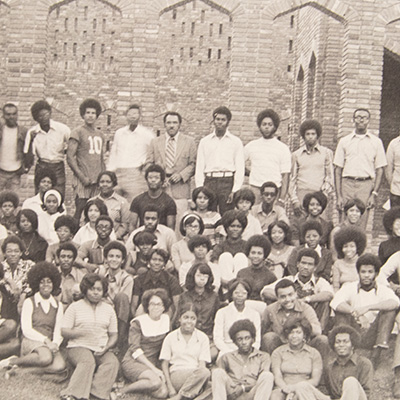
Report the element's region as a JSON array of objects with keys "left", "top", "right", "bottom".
[
  {"left": 24, "top": 120, "right": 70, "bottom": 162},
  {"left": 21, "top": 292, "right": 63, "bottom": 346},
  {"left": 330, "top": 281, "right": 400, "bottom": 323},
  {"left": 333, "top": 130, "right": 387, "bottom": 178},
  {"left": 195, "top": 130, "right": 245, "bottom": 192},
  {"left": 213, "top": 301, "right": 261, "bottom": 355},
  {"left": 22, "top": 194, "right": 43, "bottom": 216},
  {"left": 245, "top": 137, "right": 291, "bottom": 187},
  {"left": 107, "top": 124, "right": 154, "bottom": 170},
  {"left": 0, "top": 126, "right": 20, "bottom": 171}
]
